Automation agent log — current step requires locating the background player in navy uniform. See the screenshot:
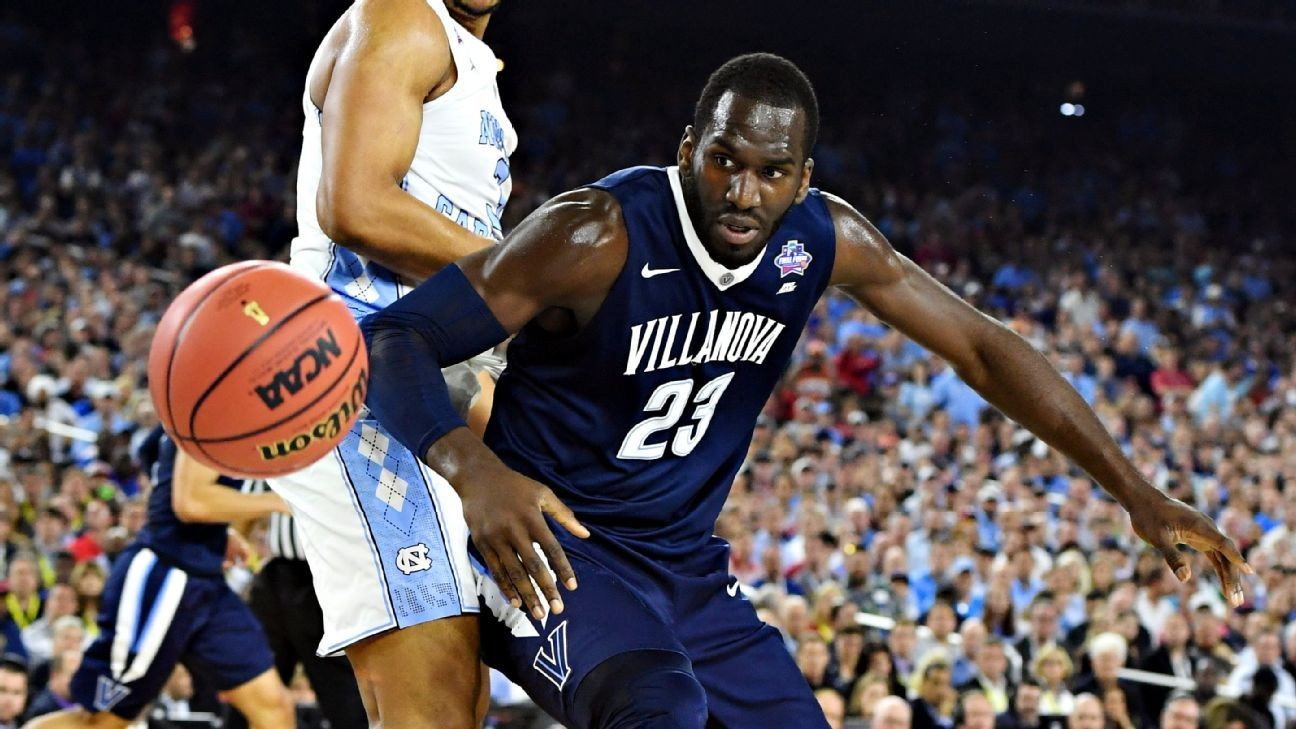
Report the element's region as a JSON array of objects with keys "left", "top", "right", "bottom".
[
  {"left": 25, "top": 428, "right": 293, "bottom": 729},
  {"left": 360, "top": 54, "right": 1251, "bottom": 727}
]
